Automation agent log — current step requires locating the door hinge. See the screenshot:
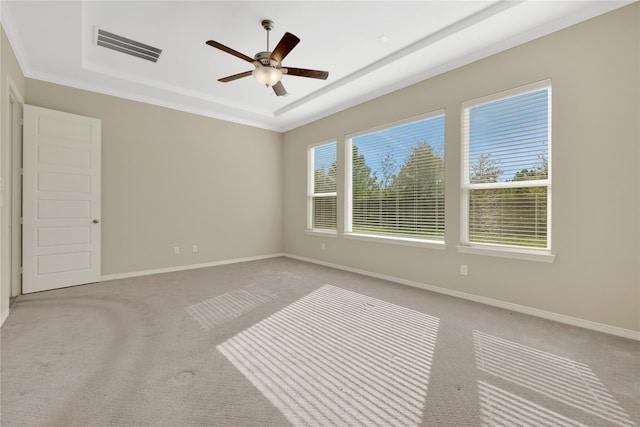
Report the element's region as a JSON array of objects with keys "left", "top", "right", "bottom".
[
  {"left": 20, "top": 267, "right": 23, "bottom": 274},
  {"left": 20, "top": 118, "right": 24, "bottom": 126},
  {"left": 20, "top": 217, "right": 23, "bottom": 224}
]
